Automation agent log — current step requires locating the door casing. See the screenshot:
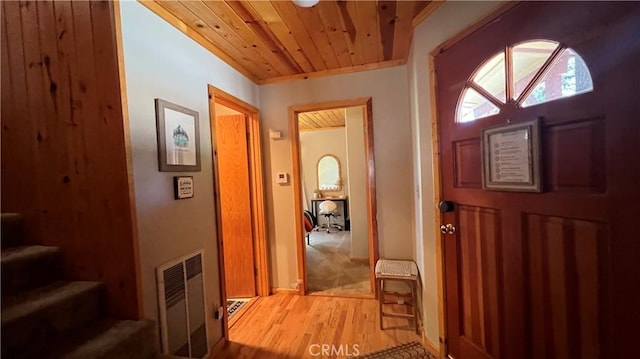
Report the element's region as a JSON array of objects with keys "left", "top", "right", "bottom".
[
  {"left": 207, "top": 84, "right": 269, "bottom": 341},
  {"left": 289, "top": 97, "right": 379, "bottom": 297}
]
